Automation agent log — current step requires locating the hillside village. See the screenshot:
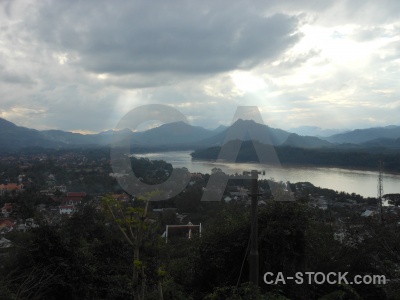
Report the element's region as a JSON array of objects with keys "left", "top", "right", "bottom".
[
  {"left": 1, "top": 148, "right": 399, "bottom": 241},
  {"left": 1, "top": 148, "right": 400, "bottom": 299}
]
